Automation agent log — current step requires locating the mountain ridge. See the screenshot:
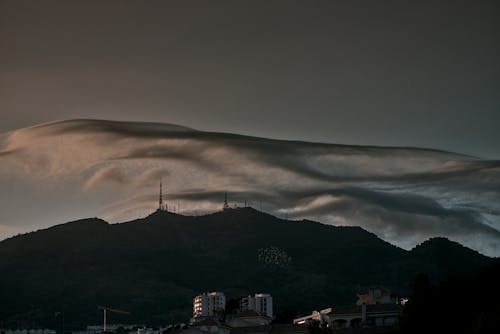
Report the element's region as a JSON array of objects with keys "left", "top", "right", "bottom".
[{"left": 3, "top": 208, "right": 491, "bottom": 259}]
